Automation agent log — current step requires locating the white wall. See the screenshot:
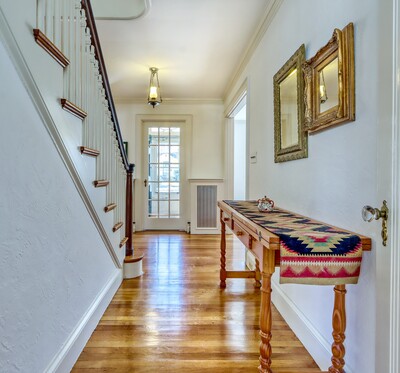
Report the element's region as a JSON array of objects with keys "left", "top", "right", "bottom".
[
  {"left": 0, "top": 39, "right": 120, "bottom": 372},
  {"left": 225, "top": 1, "right": 386, "bottom": 372},
  {"left": 116, "top": 101, "right": 224, "bottom": 179}
]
